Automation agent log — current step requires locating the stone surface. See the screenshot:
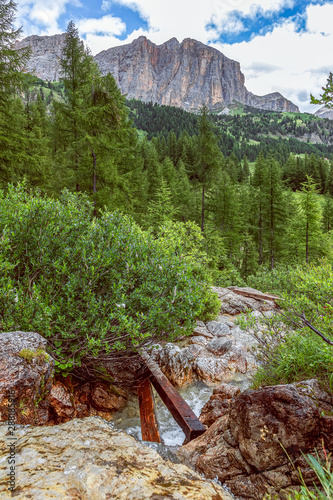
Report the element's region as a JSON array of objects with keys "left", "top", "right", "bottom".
[
  {"left": 91, "top": 382, "right": 128, "bottom": 412},
  {"left": 200, "top": 383, "right": 240, "bottom": 427},
  {"left": 212, "top": 287, "right": 278, "bottom": 315},
  {"left": 16, "top": 34, "right": 299, "bottom": 113},
  {"left": 0, "top": 417, "right": 231, "bottom": 499},
  {"left": 193, "top": 325, "right": 213, "bottom": 338},
  {"left": 178, "top": 379, "right": 333, "bottom": 499},
  {"left": 229, "top": 383, "right": 321, "bottom": 471},
  {"left": 150, "top": 344, "right": 195, "bottom": 387},
  {"left": 0, "top": 331, "right": 54, "bottom": 425},
  {"left": 190, "top": 336, "right": 208, "bottom": 346},
  {"left": 206, "top": 338, "right": 233, "bottom": 356},
  {"left": 206, "top": 321, "right": 230, "bottom": 337},
  {"left": 49, "top": 381, "right": 75, "bottom": 419}
]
